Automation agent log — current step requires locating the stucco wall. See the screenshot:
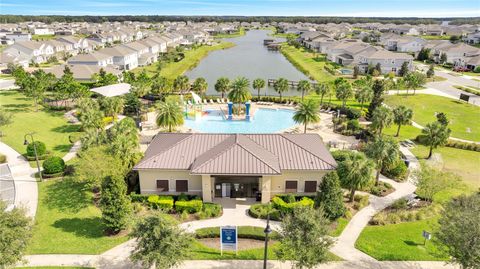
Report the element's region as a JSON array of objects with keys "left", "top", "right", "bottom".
[
  {"left": 138, "top": 169, "right": 202, "bottom": 195},
  {"left": 269, "top": 170, "right": 328, "bottom": 195}
]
